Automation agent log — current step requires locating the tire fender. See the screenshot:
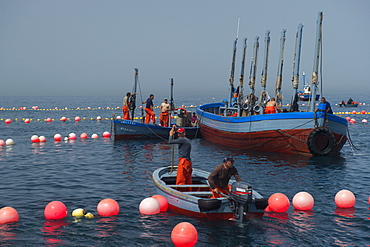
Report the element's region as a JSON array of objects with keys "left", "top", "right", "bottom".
[{"left": 307, "top": 127, "right": 336, "bottom": 156}]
